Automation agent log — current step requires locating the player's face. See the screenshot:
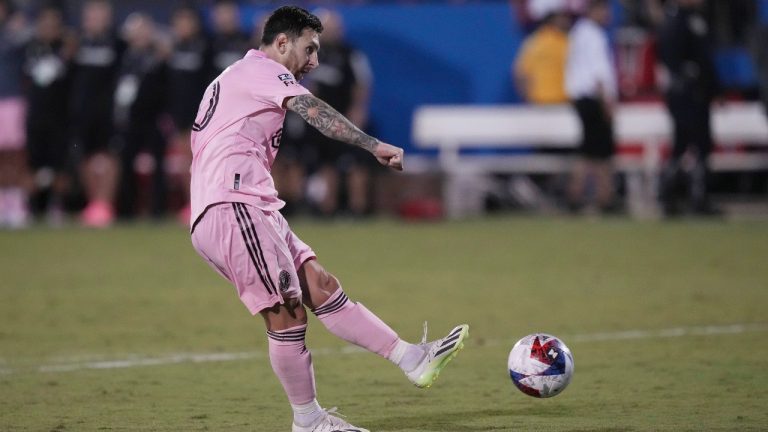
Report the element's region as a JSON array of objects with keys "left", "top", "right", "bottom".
[{"left": 286, "top": 29, "right": 320, "bottom": 81}]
